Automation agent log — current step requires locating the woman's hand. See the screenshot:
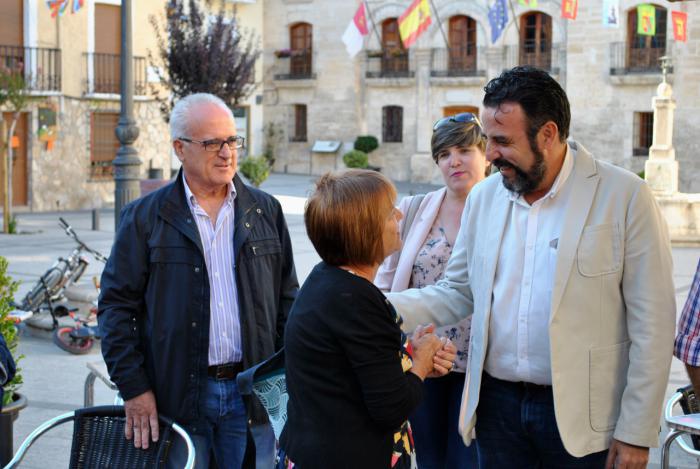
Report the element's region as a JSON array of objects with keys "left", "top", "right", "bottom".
[
  {"left": 409, "top": 327, "right": 443, "bottom": 381},
  {"left": 427, "top": 338, "right": 457, "bottom": 378}
]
